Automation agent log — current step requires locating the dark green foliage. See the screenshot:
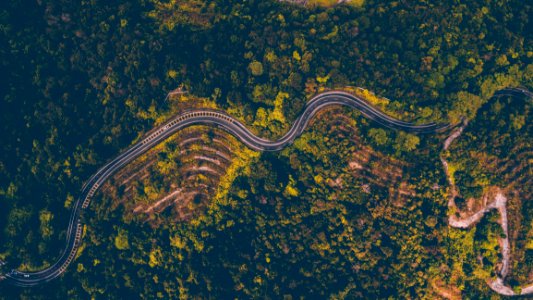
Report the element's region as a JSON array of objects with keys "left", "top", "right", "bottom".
[{"left": 0, "top": 0, "right": 531, "bottom": 298}]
